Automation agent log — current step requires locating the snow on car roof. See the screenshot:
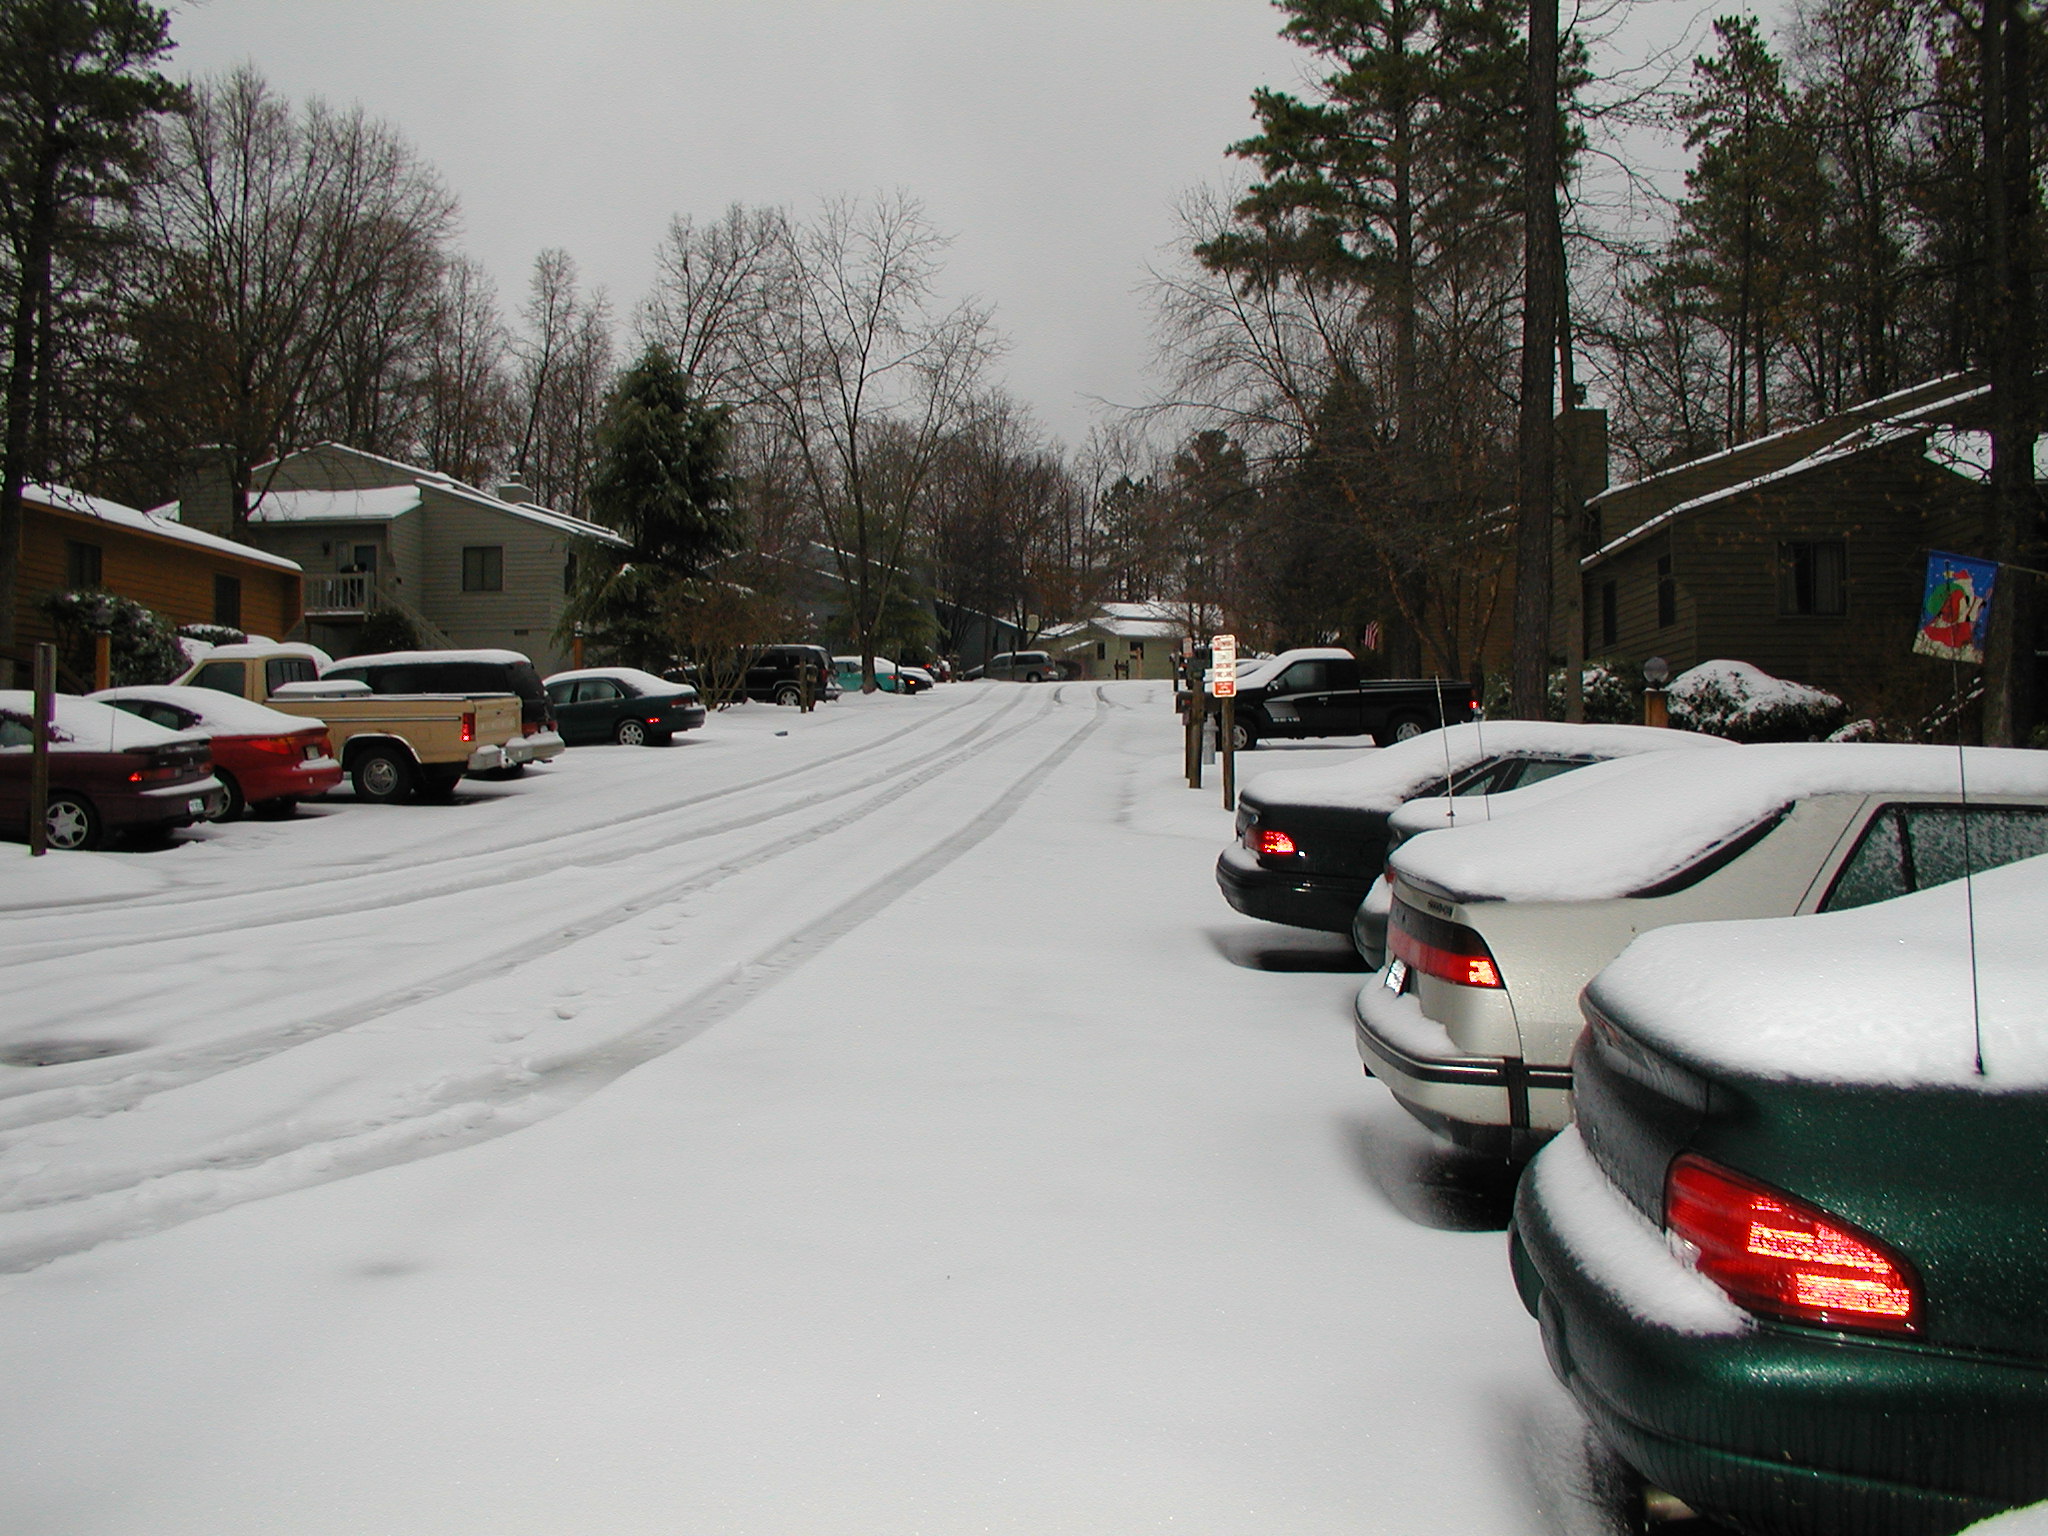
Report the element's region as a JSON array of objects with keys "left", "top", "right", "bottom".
[
  {"left": 0, "top": 691, "right": 203, "bottom": 751},
  {"left": 1589, "top": 851, "right": 2048, "bottom": 1088},
  {"left": 188, "top": 641, "right": 333, "bottom": 667},
  {"left": 1387, "top": 750, "right": 1685, "bottom": 838},
  {"left": 1394, "top": 741, "right": 2048, "bottom": 905},
  {"left": 1247, "top": 720, "right": 1730, "bottom": 813},
  {"left": 543, "top": 667, "right": 689, "bottom": 694},
  {"left": 325, "top": 649, "right": 533, "bottom": 669},
  {"left": 90, "top": 686, "right": 323, "bottom": 736}
]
